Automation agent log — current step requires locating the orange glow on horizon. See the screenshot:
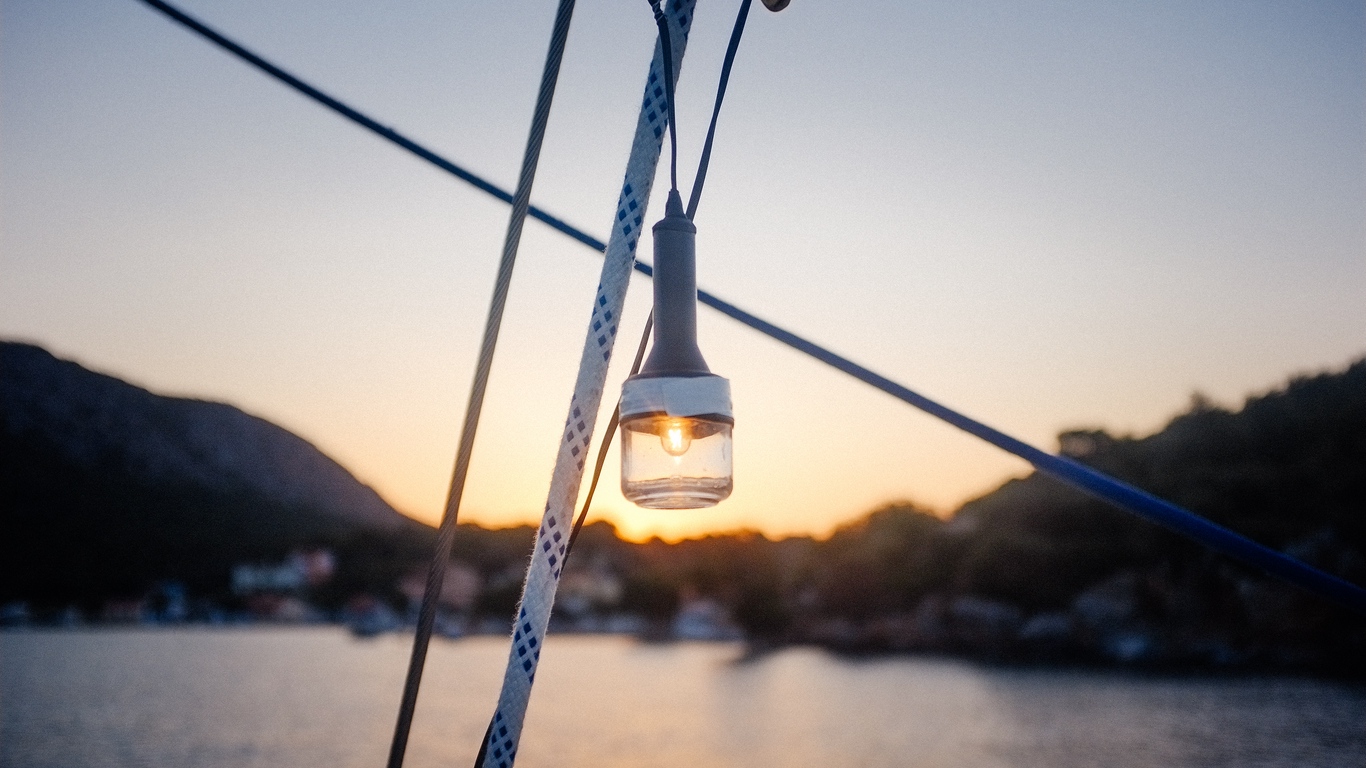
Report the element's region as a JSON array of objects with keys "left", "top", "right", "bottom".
[{"left": 387, "top": 494, "right": 964, "bottom": 545}]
